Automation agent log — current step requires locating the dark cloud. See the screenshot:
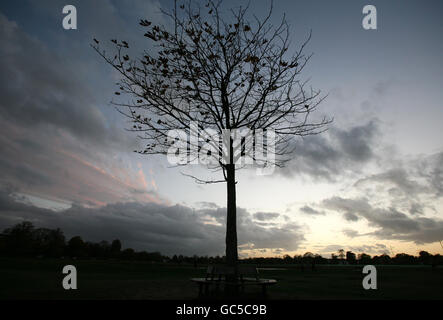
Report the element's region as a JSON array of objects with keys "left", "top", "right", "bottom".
[
  {"left": 416, "top": 152, "right": 443, "bottom": 197},
  {"left": 195, "top": 201, "right": 220, "bottom": 209},
  {"left": 279, "top": 120, "right": 380, "bottom": 181},
  {"left": 0, "top": 13, "right": 130, "bottom": 148},
  {"left": 0, "top": 13, "right": 164, "bottom": 206},
  {"left": 252, "top": 212, "right": 280, "bottom": 221},
  {"left": 299, "top": 205, "right": 325, "bottom": 216},
  {"left": 322, "top": 196, "right": 443, "bottom": 244},
  {"left": 352, "top": 151, "right": 443, "bottom": 217},
  {"left": 409, "top": 202, "right": 425, "bottom": 216},
  {"left": 334, "top": 122, "right": 378, "bottom": 162},
  {"left": 316, "top": 150, "right": 443, "bottom": 245},
  {"left": 0, "top": 154, "right": 53, "bottom": 187},
  {"left": 0, "top": 190, "right": 305, "bottom": 256},
  {"left": 354, "top": 168, "right": 429, "bottom": 199},
  {"left": 342, "top": 229, "right": 360, "bottom": 238}
]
